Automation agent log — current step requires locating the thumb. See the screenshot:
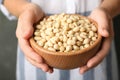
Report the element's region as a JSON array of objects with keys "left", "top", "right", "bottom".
[
  {"left": 18, "top": 10, "right": 36, "bottom": 39},
  {"left": 18, "top": 14, "right": 34, "bottom": 39},
  {"left": 88, "top": 16, "right": 109, "bottom": 37},
  {"left": 16, "top": 19, "right": 34, "bottom": 40},
  {"left": 98, "top": 25, "right": 109, "bottom": 37},
  {"left": 21, "top": 23, "right": 34, "bottom": 39}
]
